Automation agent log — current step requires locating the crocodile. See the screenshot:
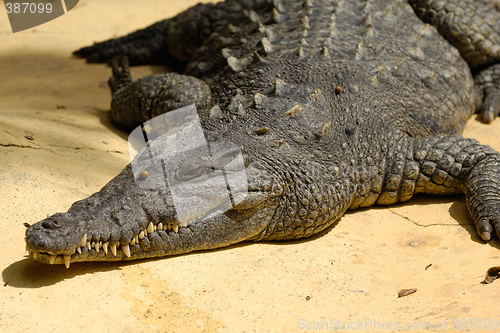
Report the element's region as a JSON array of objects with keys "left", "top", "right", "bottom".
[{"left": 25, "top": 0, "right": 500, "bottom": 268}]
